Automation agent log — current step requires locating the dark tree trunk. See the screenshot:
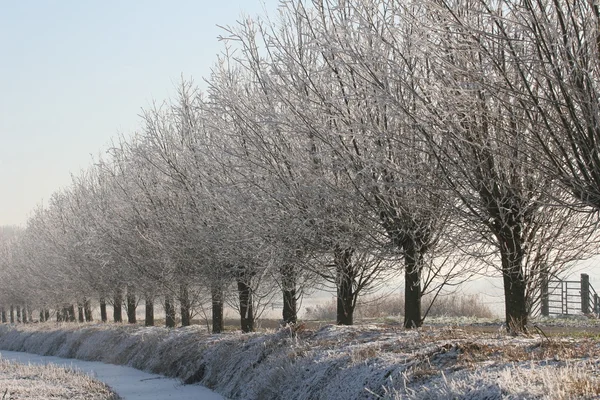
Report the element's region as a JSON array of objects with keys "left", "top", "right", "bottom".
[
  {"left": 84, "top": 298, "right": 93, "bottom": 322},
  {"left": 237, "top": 279, "right": 254, "bottom": 333},
  {"left": 9, "top": 306, "right": 14, "bottom": 323},
  {"left": 404, "top": 240, "right": 422, "bottom": 329},
  {"left": 22, "top": 306, "right": 28, "bottom": 324},
  {"left": 39, "top": 310, "right": 45, "bottom": 322},
  {"left": 56, "top": 309, "right": 63, "bottom": 323},
  {"left": 100, "top": 297, "right": 107, "bottom": 322},
  {"left": 27, "top": 307, "right": 32, "bottom": 323},
  {"left": 145, "top": 297, "right": 154, "bottom": 326},
  {"left": 335, "top": 247, "right": 355, "bottom": 326},
  {"left": 498, "top": 228, "right": 528, "bottom": 333},
  {"left": 16, "top": 306, "right": 21, "bottom": 323},
  {"left": 164, "top": 295, "right": 176, "bottom": 328},
  {"left": 44, "top": 309, "right": 50, "bottom": 322},
  {"left": 180, "top": 284, "right": 191, "bottom": 327},
  {"left": 211, "top": 284, "right": 224, "bottom": 334},
  {"left": 280, "top": 265, "right": 297, "bottom": 325},
  {"left": 126, "top": 287, "right": 136, "bottom": 324},
  {"left": 1, "top": 307, "right": 7, "bottom": 323},
  {"left": 113, "top": 289, "right": 123, "bottom": 323},
  {"left": 502, "top": 267, "right": 528, "bottom": 332},
  {"left": 78, "top": 303, "right": 84, "bottom": 323},
  {"left": 68, "top": 305, "right": 76, "bottom": 322}
]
